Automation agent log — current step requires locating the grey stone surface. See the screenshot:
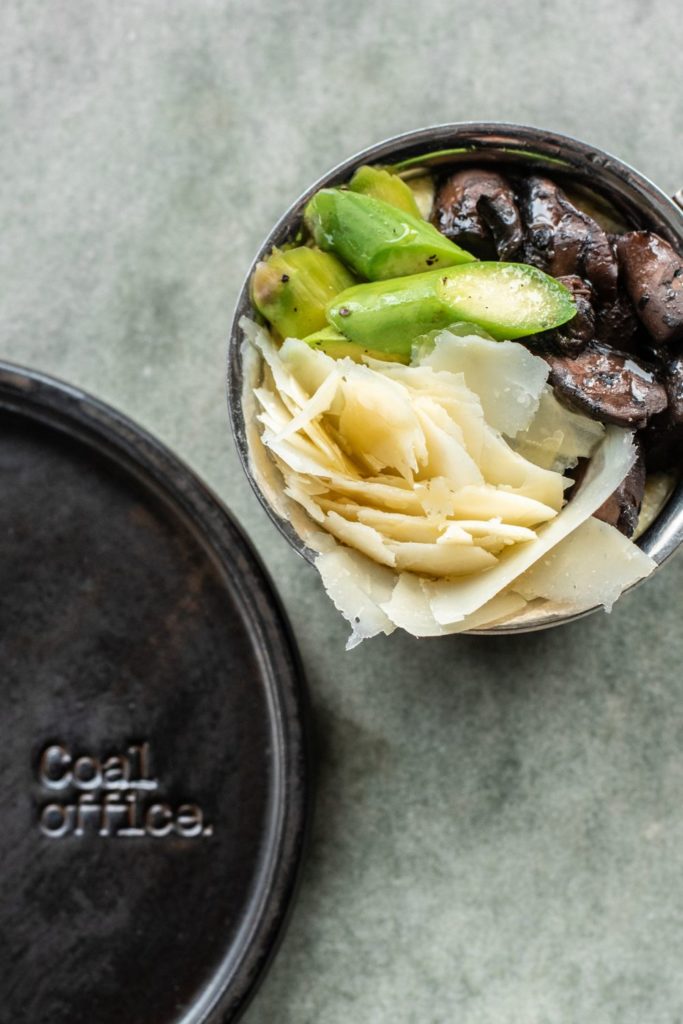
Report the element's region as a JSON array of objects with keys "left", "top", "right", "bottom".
[{"left": 2, "top": 1, "right": 683, "bottom": 1021}]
